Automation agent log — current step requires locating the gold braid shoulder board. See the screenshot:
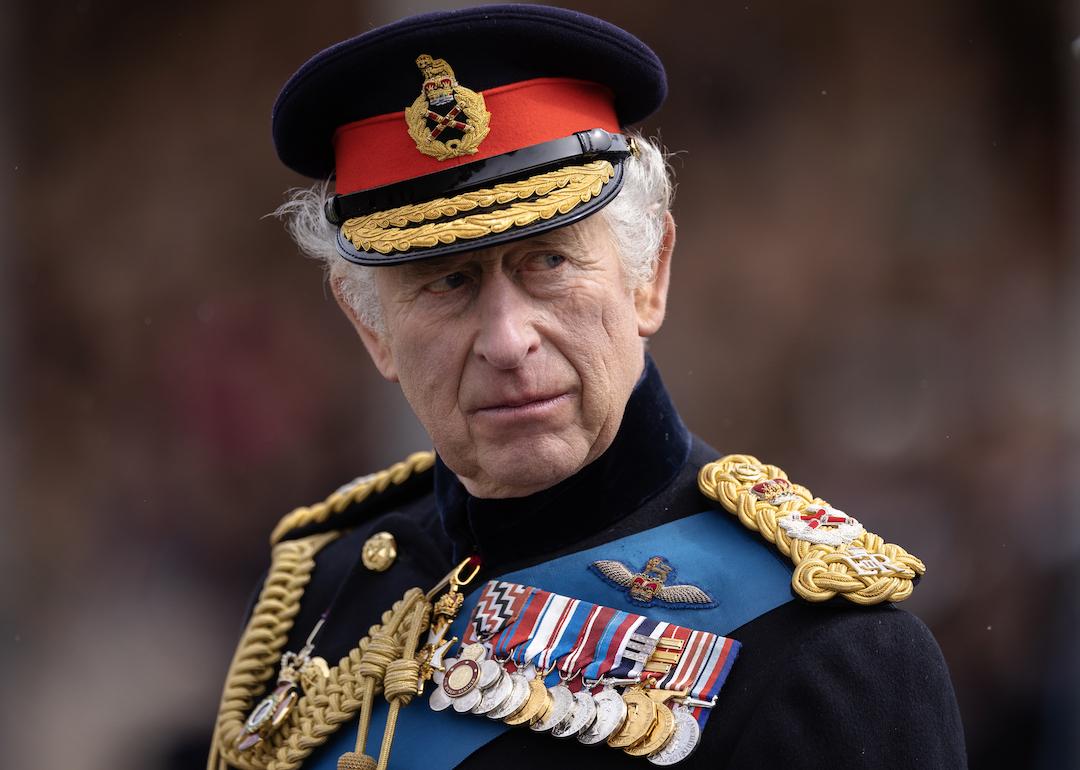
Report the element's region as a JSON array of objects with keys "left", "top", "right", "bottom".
[
  {"left": 270, "top": 451, "right": 436, "bottom": 545},
  {"left": 697, "top": 454, "right": 925, "bottom": 605}
]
